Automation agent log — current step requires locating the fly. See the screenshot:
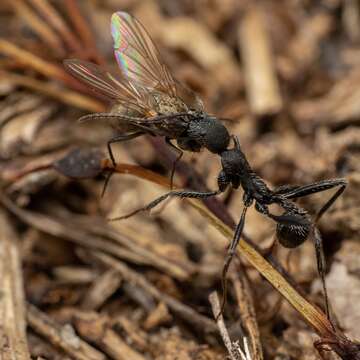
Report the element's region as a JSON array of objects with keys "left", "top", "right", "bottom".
[{"left": 64, "top": 12, "right": 230, "bottom": 191}]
